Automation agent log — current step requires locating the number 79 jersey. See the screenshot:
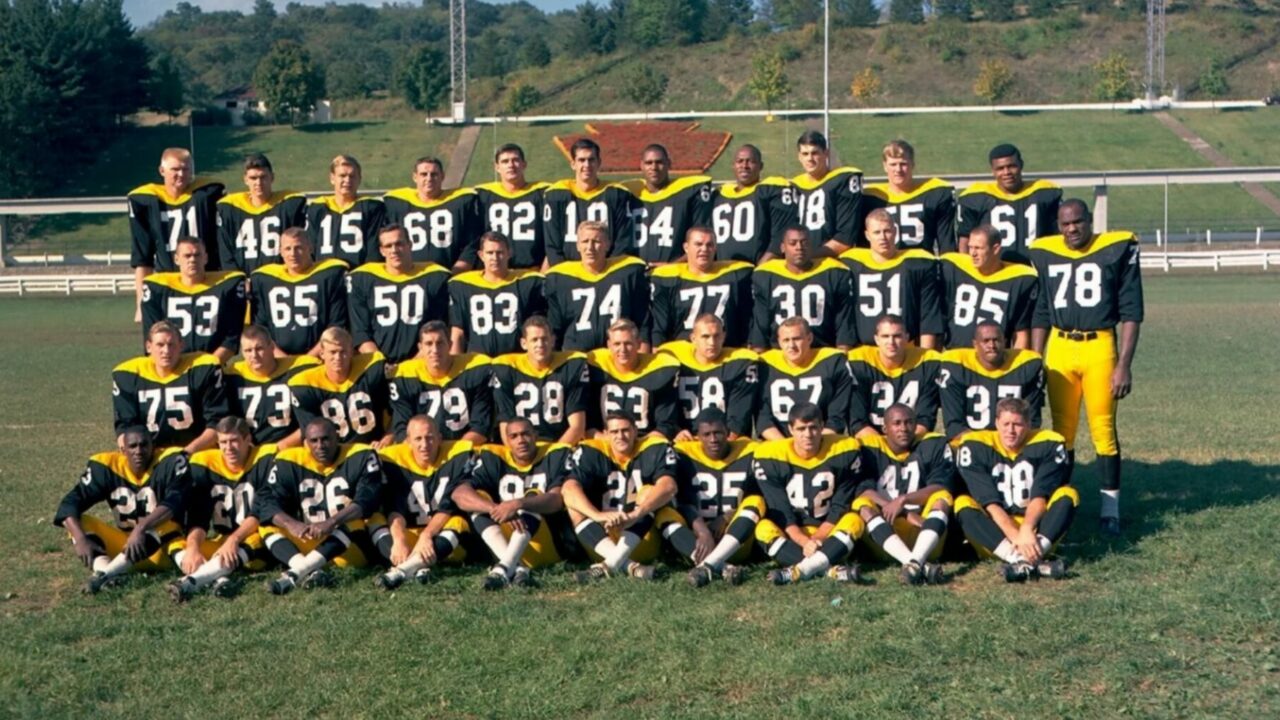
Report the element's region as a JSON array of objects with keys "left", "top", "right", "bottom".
[
  {"left": 255, "top": 443, "right": 383, "bottom": 524},
  {"left": 544, "top": 256, "right": 651, "bottom": 351},
  {"left": 54, "top": 447, "right": 190, "bottom": 531},
  {"left": 489, "top": 352, "right": 590, "bottom": 442},
  {"left": 346, "top": 261, "right": 451, "bottom": 363},
  {"left": 216, "top": 190, "right": 308, "bottom": 272},
  {"left": 674, "top": 439, "right": 757, "bottom": 523},
  {"left": 186, "top": 444, "right": 277, "bottom": 536},
  {"left": 955, "top": 429, "right": 1070, "bottom": 514},
  {"left": 225, "top": 355, "right": 321, "bottom": 444},
  {"left": 377, "top": 441, "right": 474, "bottom": 527},
  {"left": 474, "top": 182, "right": 547, "bottom": 269},
  {"left": 112, "top": 353, "right": 230, "bottom": 449},
  {"left": 957, "top": 180, "right": 1062, "bottom": 264},
  {"left": 388, "top": 354, "right": 494, "bottom": 441},
  {"left": 938, "top": 252, "right": 1038, "bottom": 348},
  {"left": 288, "top": 353, "right": 389, "bottom": 444},
  {"left": 752, "top": 435, "right": 862, "bottom": 527},
  {"left": 1028, "top": 232, "right": 1144, "bottom": 332}
]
